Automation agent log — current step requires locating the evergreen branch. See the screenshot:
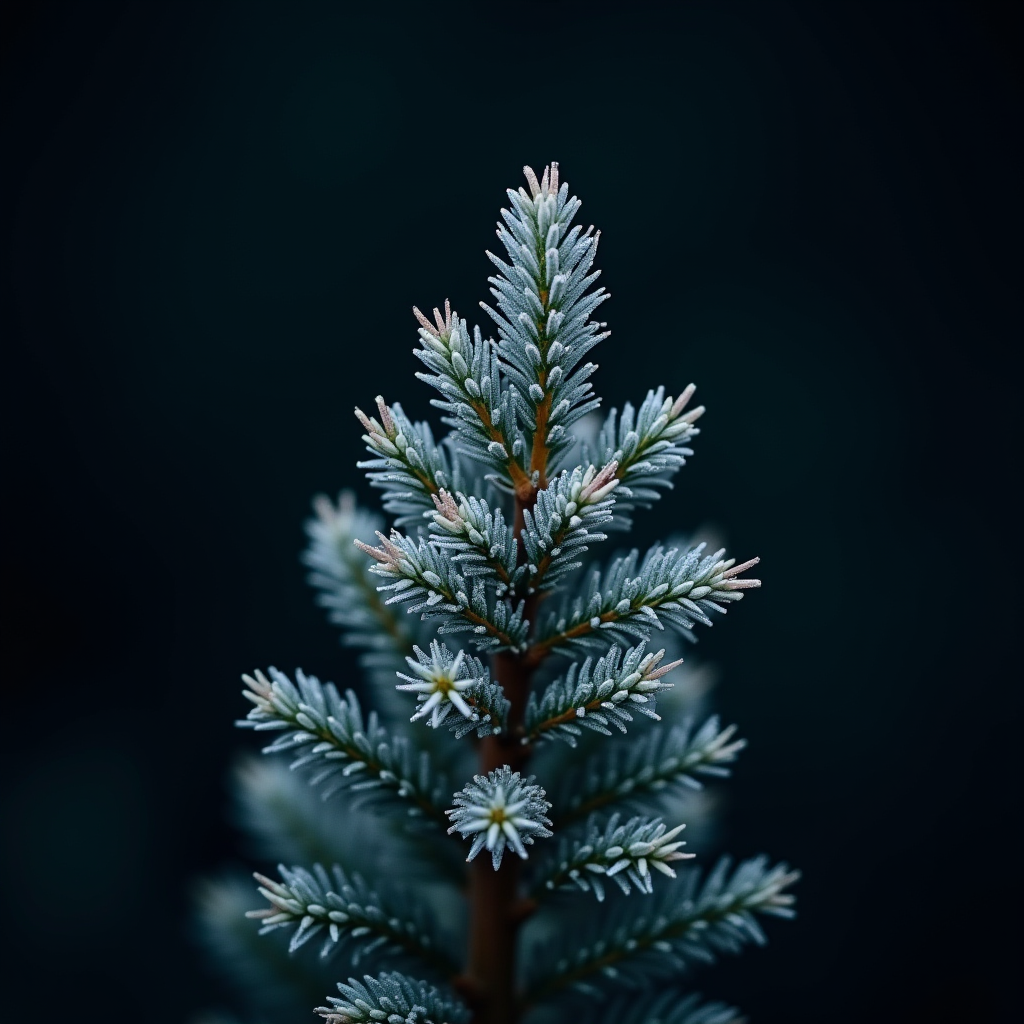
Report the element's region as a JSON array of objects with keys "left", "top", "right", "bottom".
[
  {"left": 317, "top": 971, "right": 470, "bottom": 1024},
  {"left": 397, "top": 640, "right": 510, "bottom": 739},
  {"left": 482, "top": 164, "right": 610, "bottom": 486},
  {"left": 524, "top": 643, "right": 681, "bottom": 746},
  {"left": 248, "top": 864, "right": 458, "bottom": 978},
  {"left": 237, "top": 668, "right": 450, "bottom": 828},
  {"left": 212, "top": 162, "right": 798, "bottom": 1024},
  {"left": 356, "top": 529, "right": 528, "bottom": 652},
  {"left": 587, "top": 385, "right": 705, "bottom": 529},
  {"left": 593, "top": 991, "right": 742, "bottom": 1024},
  {"left": 550, "top": 716, "right": 746, "bottom": 827},
  {"left": 525, "top": 856, "right": 799, "bottom": 1003},
  {"left": 412, "top": 302, "right": 532, "bottom": 495},
  {"left": 531, "top": 813, "right": 693, "bottom": 902},
  {"left": 521, "top": 462, "right": 619, "bottom": 592},
  {"left": 303, "top": 492, "right": 416, "bottom": 679},
  {"left": 356, "top": 397, "right": 473, "bottom": 528},
  {"left": 528, "top": 544, "right": 761, "bottom": 665},
  {"left": 428, "top": 488, "right": 524, "bottom": 596}
]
